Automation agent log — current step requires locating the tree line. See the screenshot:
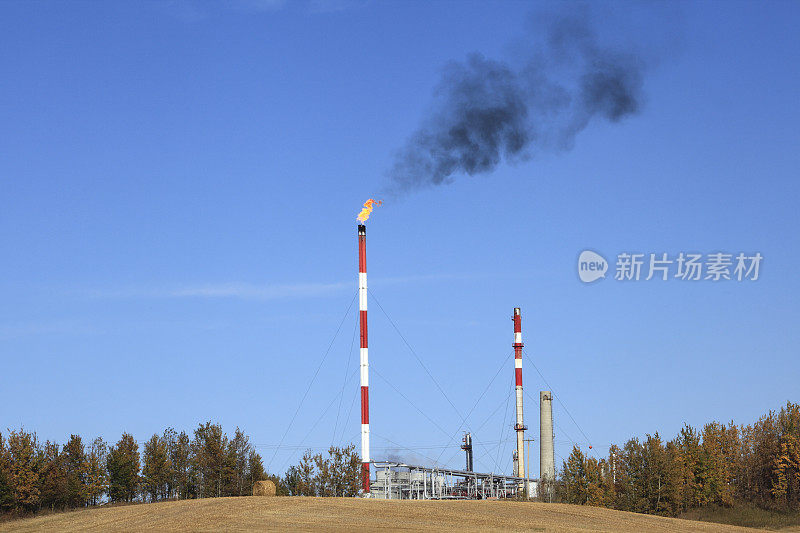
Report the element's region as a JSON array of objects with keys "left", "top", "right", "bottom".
[
  {"left": 0, "top": 422, "right": 275, "bottom": 516},
  {"left": 556, "top": 401, "right": 800, "bottom": 515},
  {"left": 3, "top": 403, "right": 797, "bottom": 519}
]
